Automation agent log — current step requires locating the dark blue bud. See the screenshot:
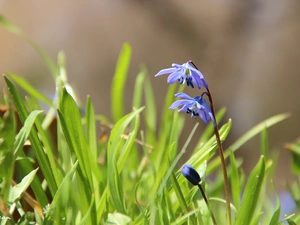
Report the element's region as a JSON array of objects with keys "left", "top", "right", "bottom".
[{"left": 181, "top": 164, "right": 201, "bottom": 185}]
